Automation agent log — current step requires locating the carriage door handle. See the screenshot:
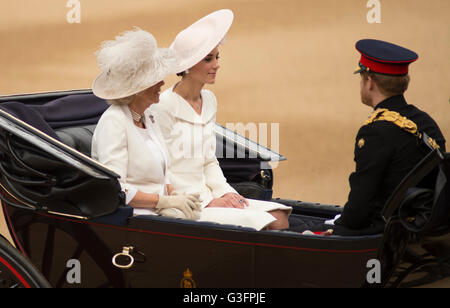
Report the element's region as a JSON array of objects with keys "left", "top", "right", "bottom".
[{"left": 112, "top": 246, "right": 145, "bottom": 269}]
